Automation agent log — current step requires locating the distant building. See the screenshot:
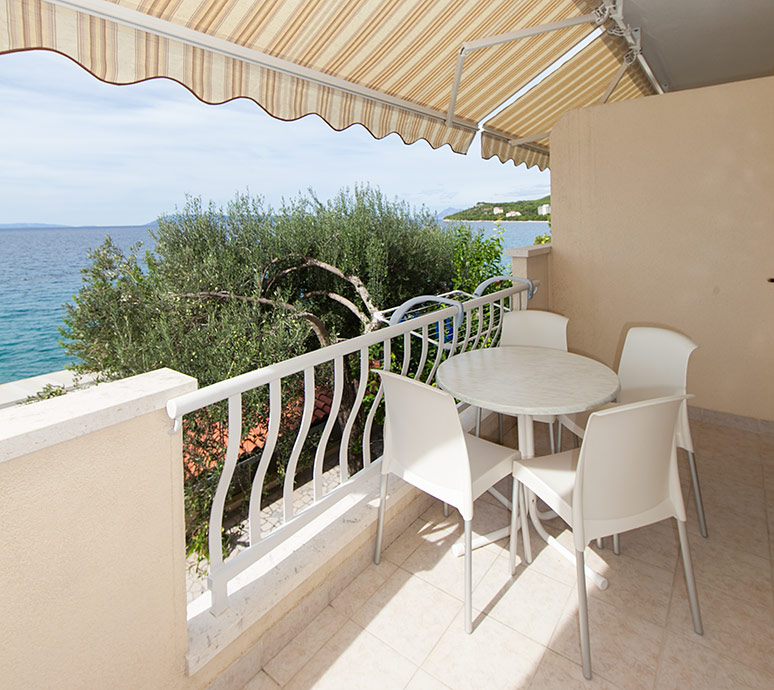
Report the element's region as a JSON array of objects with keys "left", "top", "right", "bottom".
[
  {"left": 537, "top": 204, "right": 551, "bottom": 215},
  {"left": 505, "top": 210, "right": 521, "bottom": 217},
  {"left": 492, "top": 206, "right": 504, "bottom": 214}
]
